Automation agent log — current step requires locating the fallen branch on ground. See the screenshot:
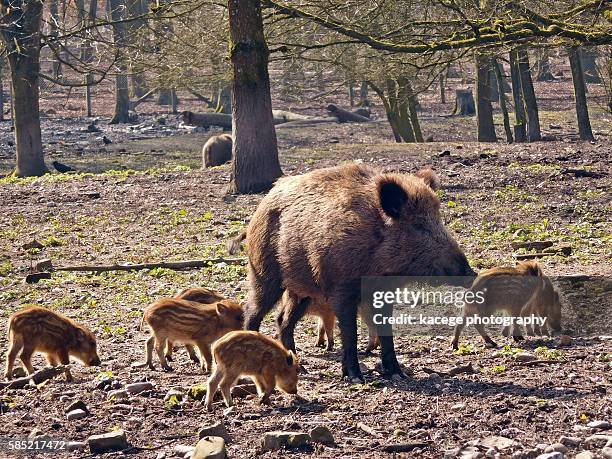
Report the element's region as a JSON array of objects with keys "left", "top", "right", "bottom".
[
  {"left": 0, "top": 365, "right": 68, "bottom": 390},
  {"left": 55, "top": 258, "right": 247, "bottom": 273}
]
